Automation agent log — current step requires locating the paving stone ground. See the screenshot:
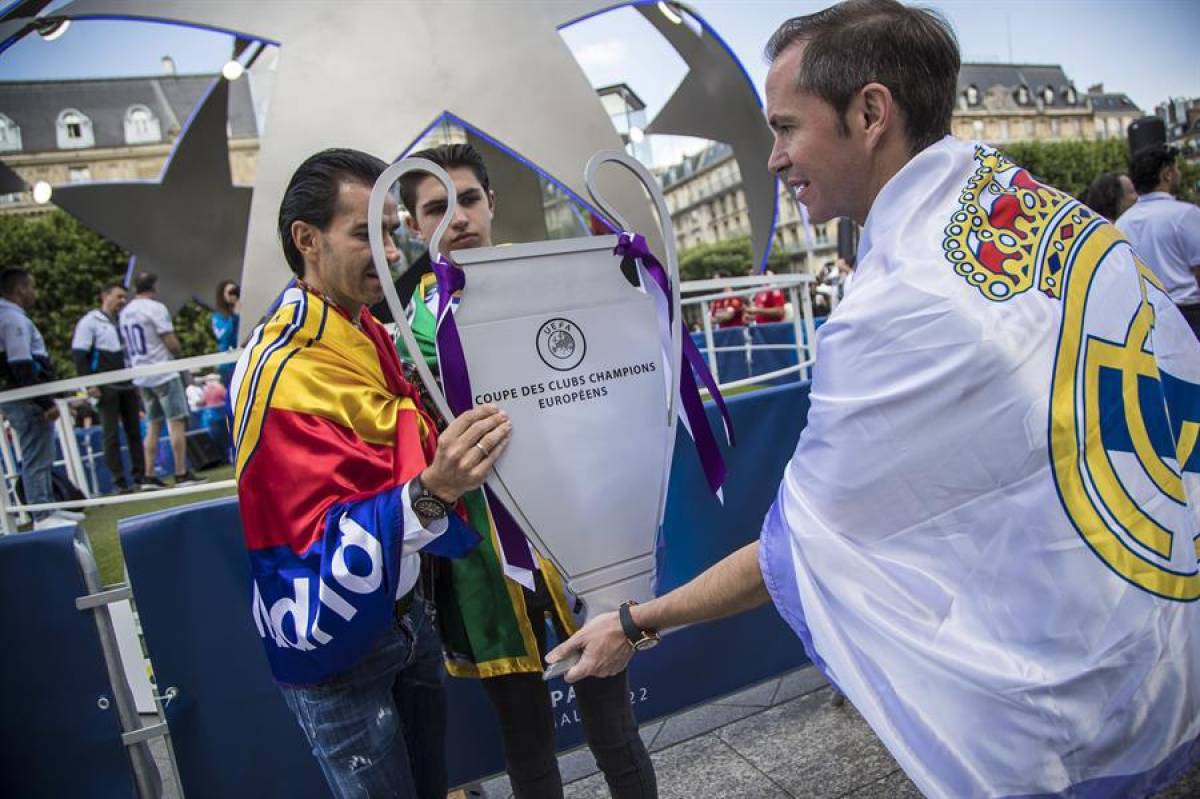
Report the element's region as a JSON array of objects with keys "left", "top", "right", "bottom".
[
  {"left": 147, "top": 664, "right": 1200, "bottom": 798},
  {"left": 479, "top": 666, "right": 1200, "bottom": 799}
]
